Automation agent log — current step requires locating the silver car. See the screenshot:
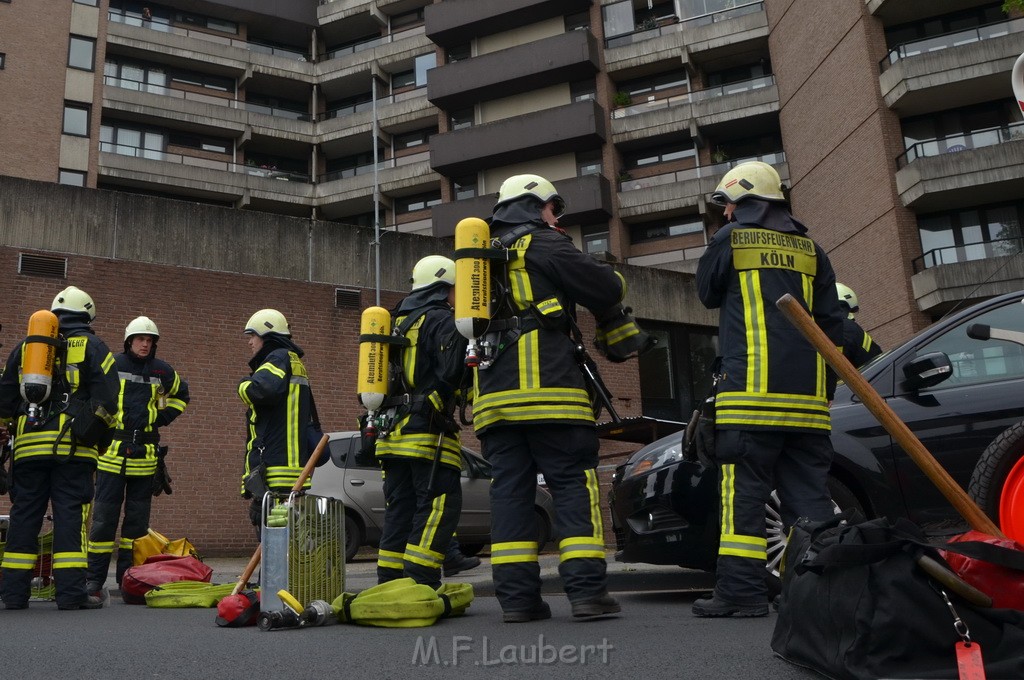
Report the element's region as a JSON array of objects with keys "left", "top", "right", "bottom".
[{"left": 310, "top": 431, "right": 556, "bottom": 561}]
